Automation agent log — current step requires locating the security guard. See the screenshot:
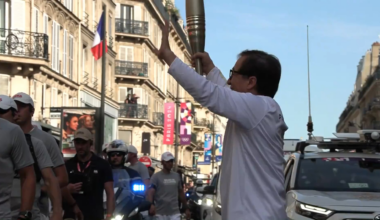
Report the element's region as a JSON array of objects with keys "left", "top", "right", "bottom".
[{"left": 63, "top": 128, "right": 115, "bottom": 220}]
